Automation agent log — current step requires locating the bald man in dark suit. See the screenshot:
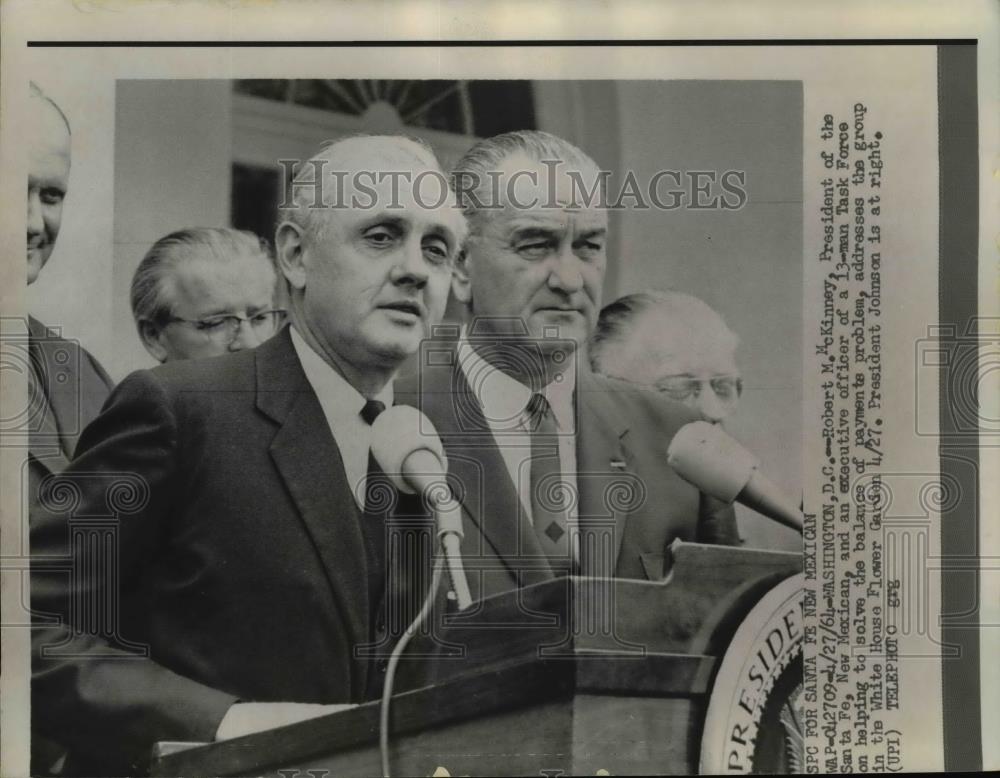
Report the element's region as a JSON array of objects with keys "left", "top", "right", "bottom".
[{"left": 30, "top": 134, "right": 467, "bottom": 775}]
